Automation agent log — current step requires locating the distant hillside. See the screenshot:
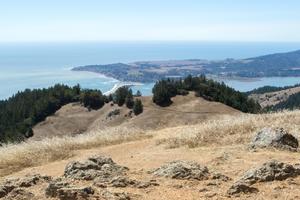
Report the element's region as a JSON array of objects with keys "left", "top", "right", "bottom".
[
  {"left": 270, "top": 92, "right": 300, "bottom": 111},
  {"left": 73, "top": 49, "right": 300, "bottom": 82},
  {"left": 246, "top": 84, "right": 300, "bottom": 95},
  {"left": 248, "top": 85, "right": 300, "bottom": 110}
]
